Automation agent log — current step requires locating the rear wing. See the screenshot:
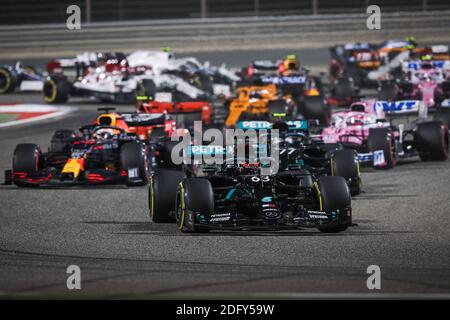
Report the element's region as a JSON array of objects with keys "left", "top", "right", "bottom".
[
  {"left": 374, "top": 100, "right": 427, "bottom": 119},
  {"left": 236, "top": 120, "right": 309, "bottom": 132},
  {"left": 374, "top": 100, "right": 428, "bottom": 129},
  {"left": 121, "top": 113, "right": 167, "bottom": 126},
  {"left": 252, "top": 60, "right": 280, "bottom": 70},
  {"left": 261, "top": 75, "right": 306, "bottom": 85}
]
